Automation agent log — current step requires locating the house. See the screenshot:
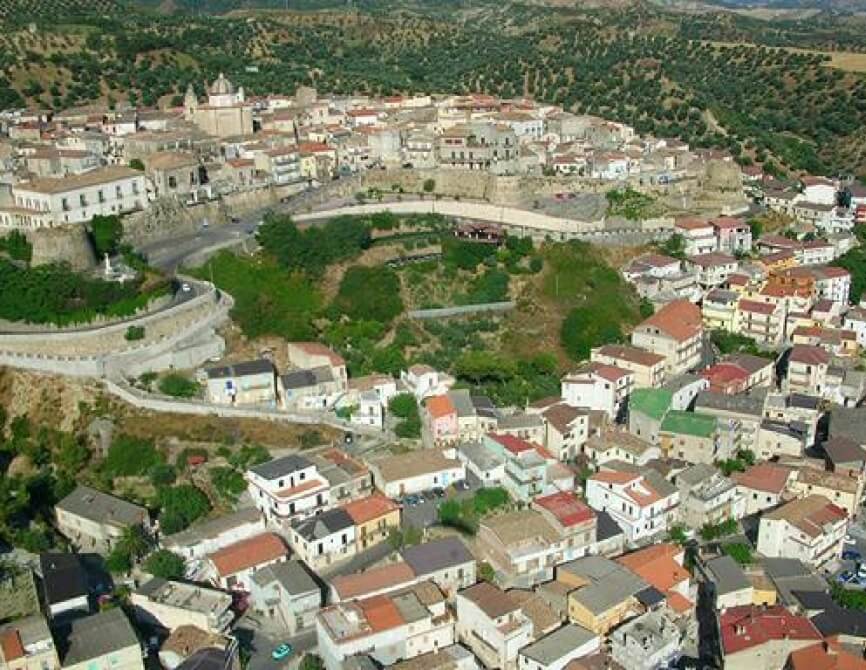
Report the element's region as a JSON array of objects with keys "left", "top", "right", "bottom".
[
  {"left": 824, "top": 435, "right": 866, "bottom": 474},
  {"left": 246, "top": 454, "right": 332, "bottom": 527},
  {"left": 130, "top": 579, "right": 233, "bottom": 633},
  {"left": 160, "top": 507, "right": 265, "bottom": 563},
  {"left": 622, "top": 254, "right": 682, "bottom": 283},
  {"left": 702, "top": 355, "right": 774, "bottom": 395},
  {"left": 628, "top": 388, "right": 673, "bottom": 444},
  {"left": 424, "top": 394, "right": 459, "bottom": 444},
  {"left": 282, "top": 342, "right": 348, "bottom": 409},
  {"left": 712, "top": 216, "right": 752, "bottom": 254},
  {"left": 316, "top": 582, "right": 455, "bottom": 670},
  {"left": 785, "top": 345, "right": 830, "bottom": 396},
  {"left": 458, "top": 441, "right": 506, "bottom": 486},
  {"left": 631, "top": 300, "right": 703, "bottom": 376},
  {"left": 590, "top": 344, "right": 666, "bottom": 388},
  {"left": 561, "top": 364, "right": 633, "bottom": 420},
  {"left": 732, "top": 463, "right": 794, "bottom": 516},
  {"left": 455, "top": 582, "right": 533, "bottom": 669},
  {"left": 843, "top": 306, "right": 866, "bottom": 346},
  {"left": 663, "top": 373, "right": 709, "bottom": 411},
  {"left": 204, "top": 360, "right": 276, "bottom": 407},
  {"left": 694, "top": 392, "right": 765, "bottom": 454},
  {"left": 788, "top": 466, "right": 863, "bottom": 517},
  {"left": 583, "top": 429, "right": 661, "bottom": 468},
  {"left": 617, "top": 544, "right": 695, "bottom": 615},
  {"left": 496, "top": 412, "right": 546, "bottom": 445},
  {"left": 517, "top": 623, "right": 599, "bottom": 670},
  {"left": 145, "top": 151, "right": 208, "bottom": 203},
  {"left": 685, "top": 252, "right": 738, "bottom": 287},
  {"left": 673, "top": 464, "right": 745, "bottom": 530},
  {"left": 159, "top": 632, "right": 239, "bottom": 670},
  {"left": 610, "top": 607, "right": 682, "bottom": 670},
  {"left": 39, "top": 553, "right": 89, "bottom": 619},
  {"left": 343, "top": 493, "right": 401, "bottom": 552},
  {"left": 585, "top": 468, "right": 679, "bottom": 545},
  {"left": 400, "top": 365, "right": 456, "bottom": 401},
  {"left": 532, "top": 492, "right": 597, "bottom": 563},
  {"left": 558, "top": 556, "right": 647, "bottom": 635},
  {"left": 702, "top": 289, "right": 739, "bottom": 332},
  {"left": 539, "top": 404, "right": 590, "bottom": 462},
  {"left": 476, "top": 511, "right": 563, "bottom": 588},
  {"left": 329, "top": 562, "right": 419, "bottom": 604},
  {"left": 720, "top": 605, "right": 821, "bottom": 670},
  {"left": 757, "top": 495, "right": 847, "bottom": 567},
  {"left": 736, "top": 298, "right": 786, "bottom": 347},
  {"left": 658, "top": 410, "right": 721, "bottom": 464},
  {"left": 757, "top": 420, "right": 807, "bottom": 460},
  {"left": 764, "top": 393, "right": 822, "bottom": 448},
  {"left": 401, "top": 537, "right": 476, "bottom": 599},
  {"left": 7, "top": 166, "right": 146, "bottom": 228},
  {"left": 482, "top": 434, "right": 574, "bottom": 502},
  {"left": 248, "top": 561, "right": 321, "bottom": 634},
  {"left": 288, "top": 508, "right": 356, "bottom": 571},
  {"left": 787, "top": 639, "right": 866, "bottom": 670},
  {"left": 55, "top": 486, "right": 150, "bottom": 554},
  {"left": 55, "top": 608, "right": 144, "bottom": 670},
  {"left": 369, "top": 449, "right": 466, "bottom": 498},
  {"left": 674, "top": 217, "right": 717, "bottom": 255},
  {"left": 704, "top": 555, "right": 753, "bottom": 610},
  {"left": 0, "top": 615, "right": 59, "bottom": 670},
  {"left": 206, "top": 532, "right": 289, "bottom": 590}
]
